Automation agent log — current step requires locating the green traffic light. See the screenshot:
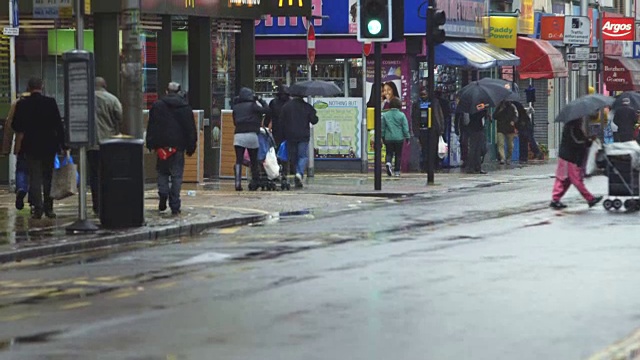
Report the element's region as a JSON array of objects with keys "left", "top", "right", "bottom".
[{"left": 367, "top": 19, "right": 382, "bottom": 35}]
